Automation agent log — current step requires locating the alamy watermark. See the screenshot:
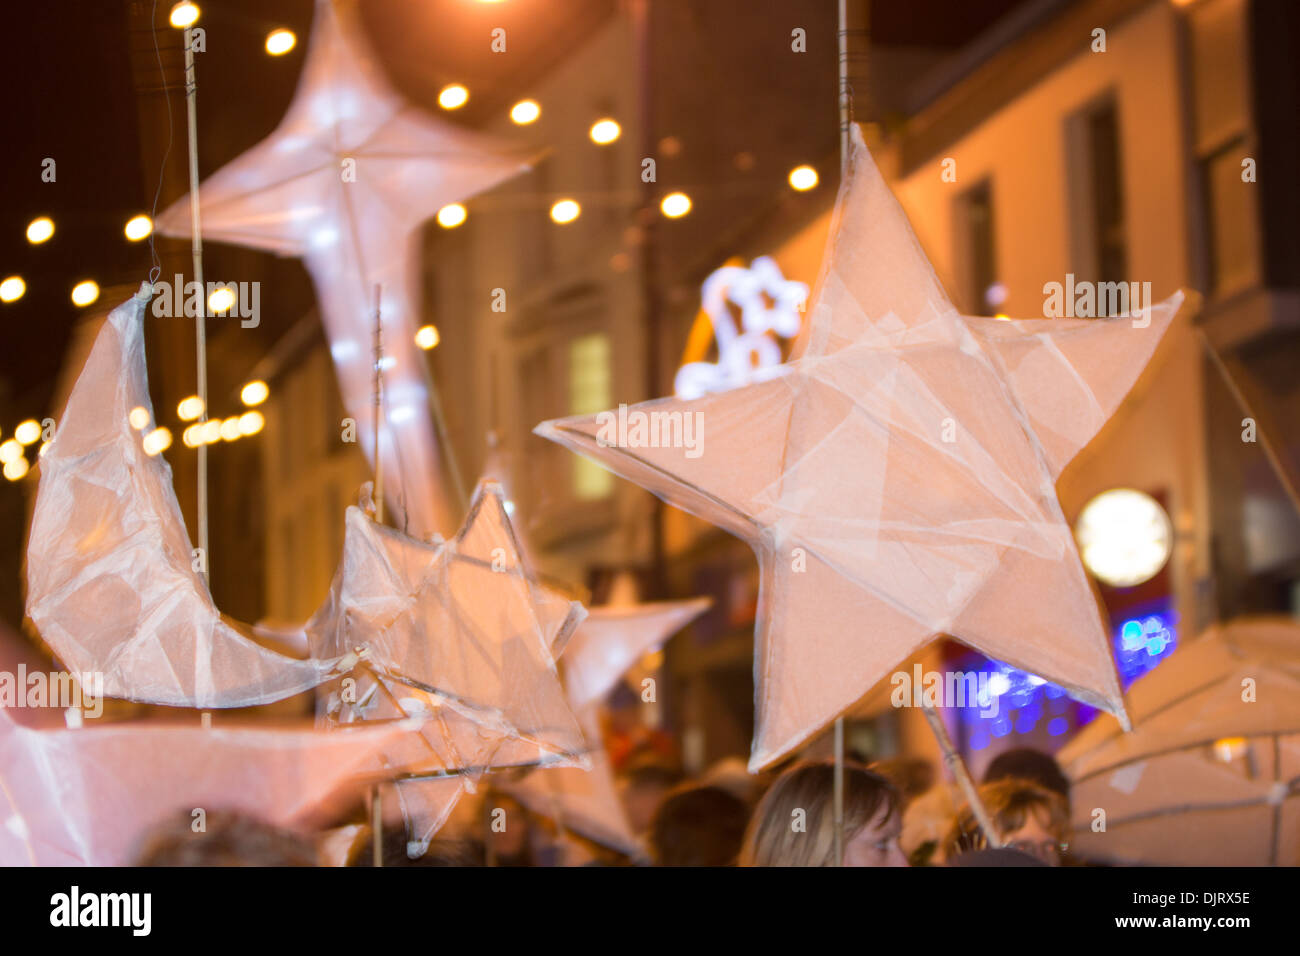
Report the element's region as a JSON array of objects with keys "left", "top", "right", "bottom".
[
  {"left": 1042, "top": 273, "right": 1152, "bottom": 327},
  {"left": 50, "top": 886, "right": 151, "bottom": 936},
  {"left": 890, "top": 664, "right": 999, "bottom": 718},
  {"left": 595, "top": 403, "right": 704, "bottom": 459},
  {"left": 0, "top": 666, "right": 103, "bottom": 718},
  {"left": 150, "top": 274, "right": 260, "bottom": 328}
]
